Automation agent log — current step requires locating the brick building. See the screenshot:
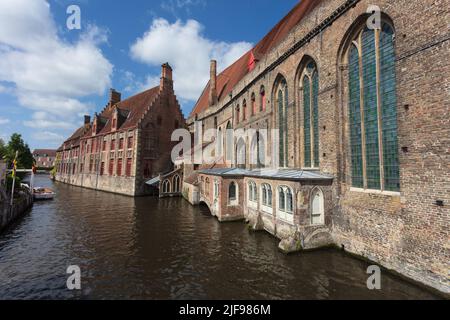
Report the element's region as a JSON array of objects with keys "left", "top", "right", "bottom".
[
  {"left": 56, "top": 63, "right": 185, "bottom": 196},
  {"left": 32, "top": 149, "right": 56, "bottom": 169},
  {"left": 182, "top": 0, "right": 449, "bottom": 294}
]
